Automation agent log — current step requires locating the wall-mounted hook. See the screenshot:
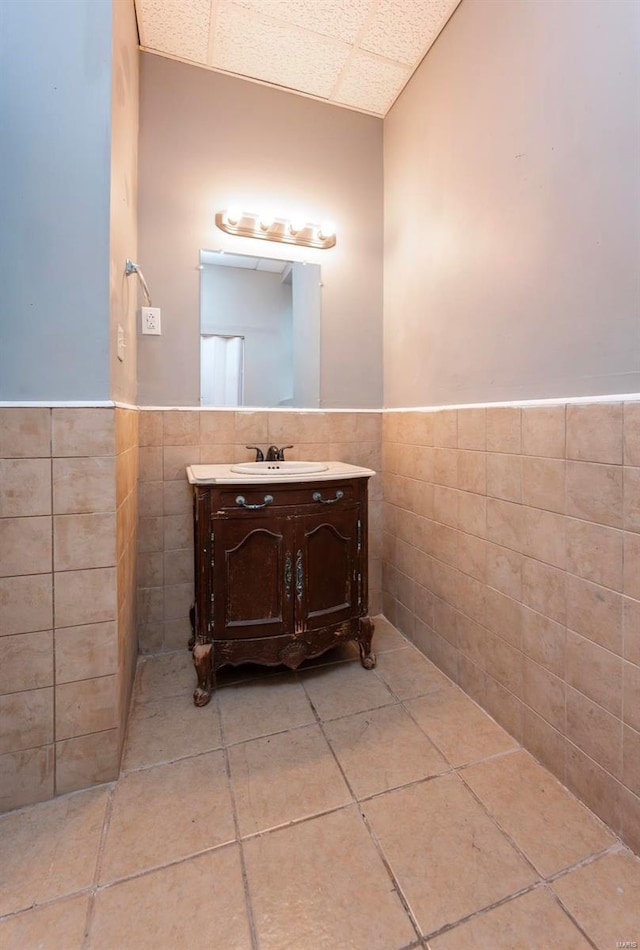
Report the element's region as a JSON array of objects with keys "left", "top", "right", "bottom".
[{"left": 125, "top": 259, "right": 153, "bottom": 306}]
